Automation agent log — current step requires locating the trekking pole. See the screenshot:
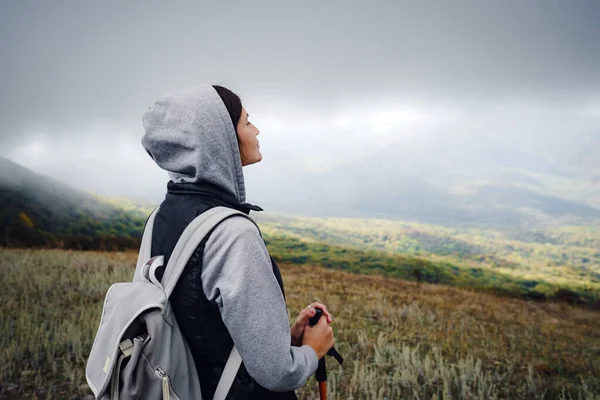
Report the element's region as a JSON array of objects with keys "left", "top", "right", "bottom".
[{"left": 308, "top": 308, "right": 344, "bottom": 400}]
